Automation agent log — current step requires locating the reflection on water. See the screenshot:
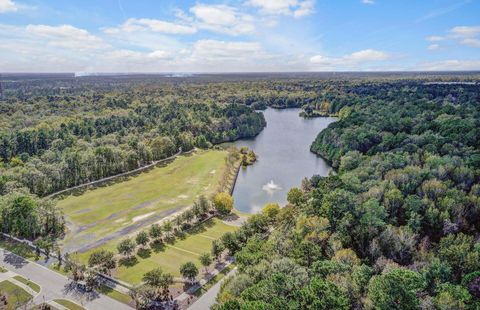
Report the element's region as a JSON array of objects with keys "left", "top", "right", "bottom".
[{"left": 232, "top": 108, "right": 335, "bottom": 213}]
